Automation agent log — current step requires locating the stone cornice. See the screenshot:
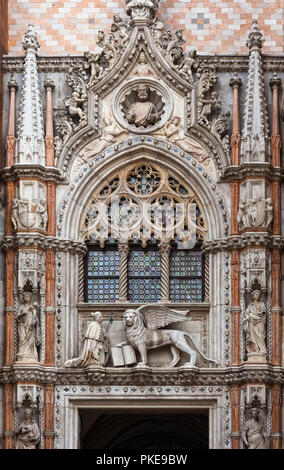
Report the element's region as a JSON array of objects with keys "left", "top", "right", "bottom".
[
  {"left": 0, "top": 364, "right": 283, "bottom": 386},
  {"left": 202, "top": 234, "right": 284, "bottom": 253},
  {"left": 3, "top": 55, "right": 284, "bottom": 74},
  {"left": 221, "top": 163, "right": 283, "bottom": 182},
  {"left": 1, "top": 234, "right": 87, "bottom": 254},
  {"left": 0, "top": 164, "right": 66, "bottom": 183}
]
